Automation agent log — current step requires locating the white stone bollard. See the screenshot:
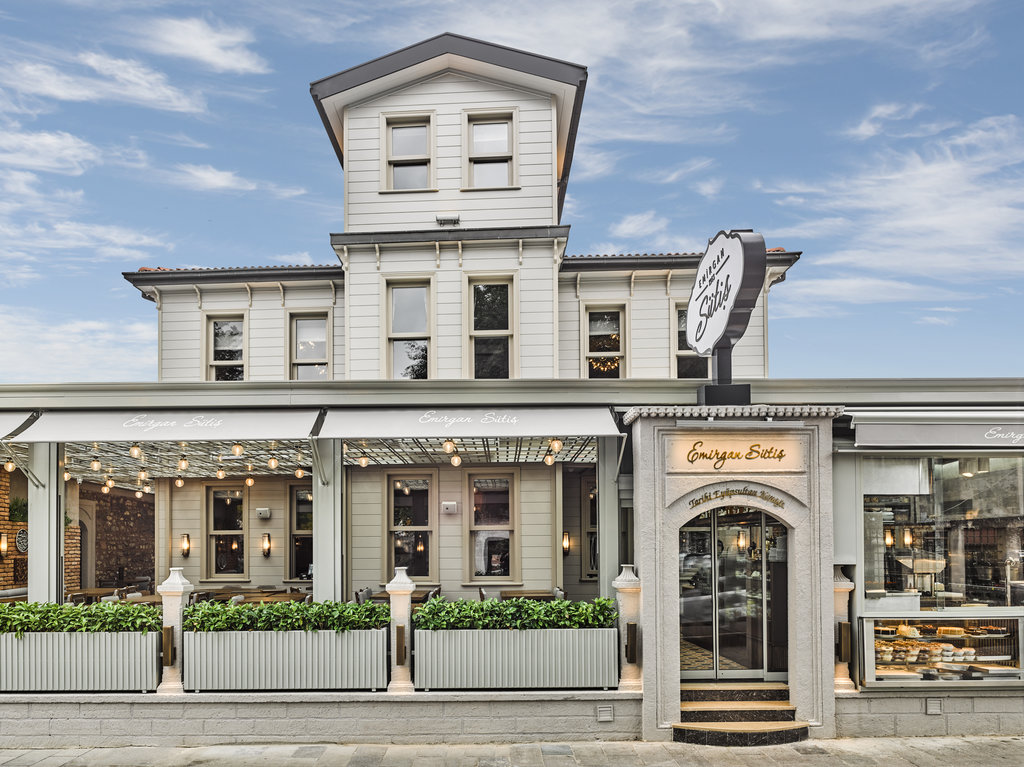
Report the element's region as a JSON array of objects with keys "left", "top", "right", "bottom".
[
  {"left": 157, "top": 567, "right": 194, "bottom": 695},
  {"left": 613, "top": 564, "right": 642, "bottom": 691},
  {"left": 386, "top": 567, "right": 415, "bottom": 693}
]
